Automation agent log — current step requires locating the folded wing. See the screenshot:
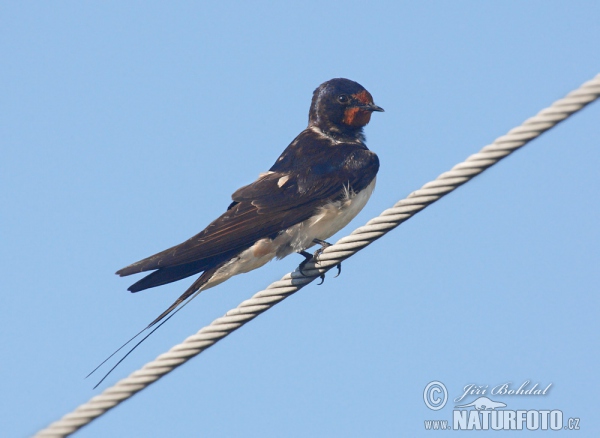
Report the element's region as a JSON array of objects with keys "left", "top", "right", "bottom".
[{"left": 116, "top": 145, "right": 379, "bottom": 292}]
